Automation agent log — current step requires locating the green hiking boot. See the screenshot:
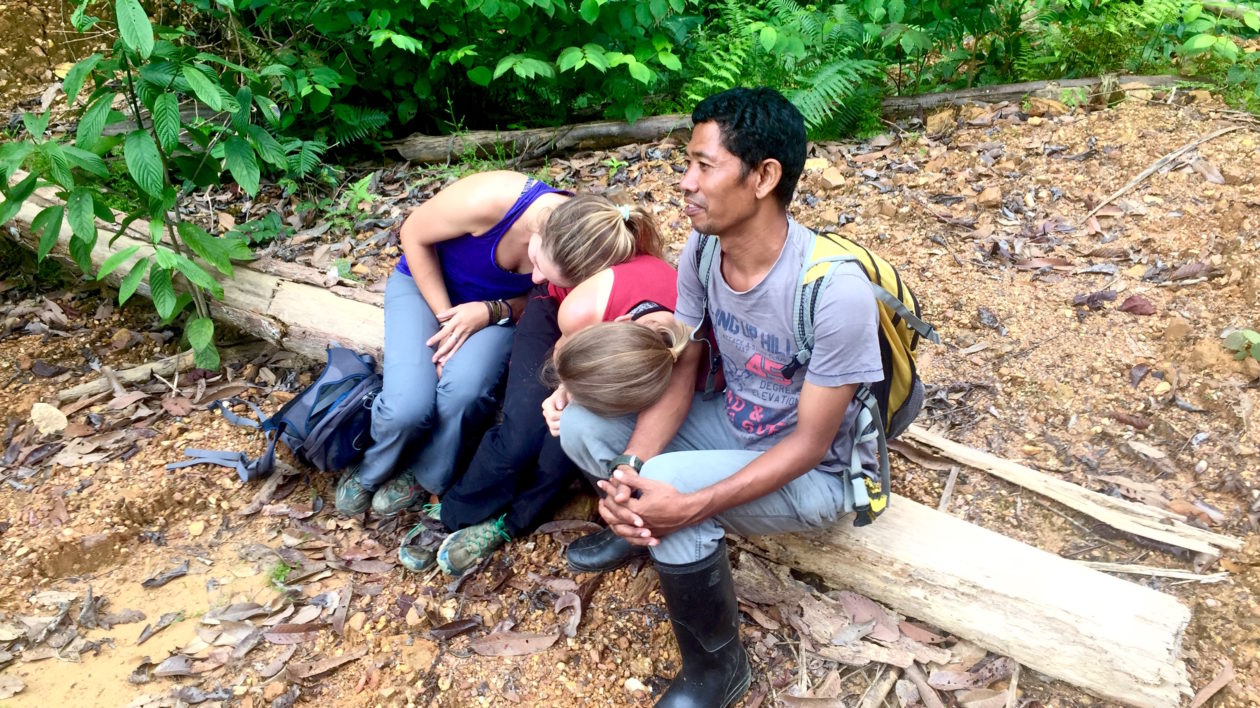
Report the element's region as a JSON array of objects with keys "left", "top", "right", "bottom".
[
  {"left": 436, "top": 516, "right": 511, "bottom": 576},
  {"left": 334, "top": 467, "right": 372, "bottom": 516},
  {"left": 399, "top": 516, "right": 446, "bottom": 572},
  {"left": 370, "top": 475, "right": 426, "bottom": 517}
]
